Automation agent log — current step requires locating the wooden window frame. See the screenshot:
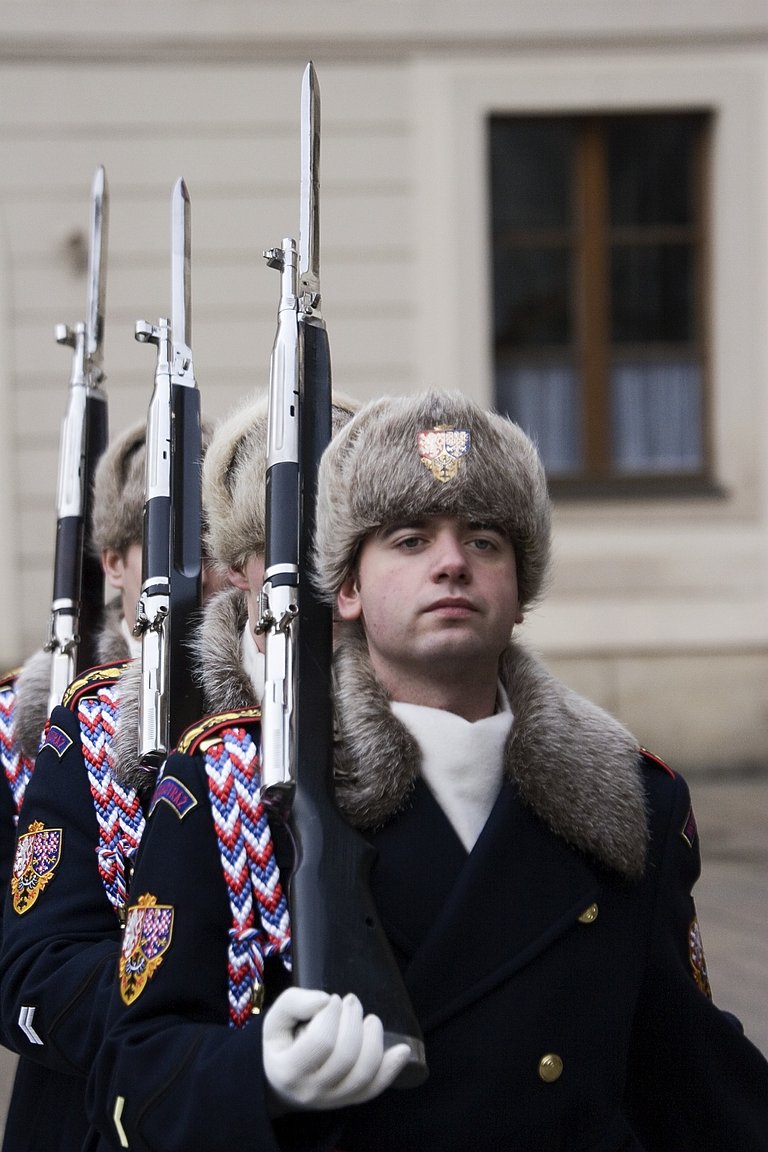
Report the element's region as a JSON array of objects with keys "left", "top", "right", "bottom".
[{"left": 491, "top": 111, "right": 717, "bottom": 500}]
